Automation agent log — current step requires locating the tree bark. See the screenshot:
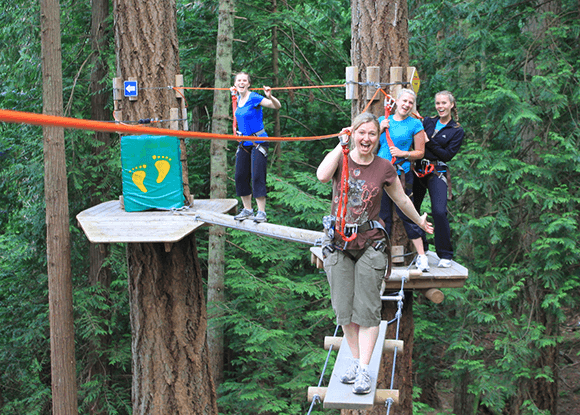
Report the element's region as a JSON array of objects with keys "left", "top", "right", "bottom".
[
  {"left": 114, "top": 0, "right": 217, "bottom": 412},
  {"left": 207, "top": 0, "right": 235, "bottom": 391},
  {"left": 40, "top": 0, "right": 78, "bottom": 412},
  {"left": 127, "top": 236, "right": 217, "bottom": 415},
  {"left": 86, "top": 1, "right": 112, "bottom": 412},
  {"left": 348, "top": 2, "right": 414, "bottom": 413},
  {"left": 350, "top": 0, "right": 409, "bottom": 117}
]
